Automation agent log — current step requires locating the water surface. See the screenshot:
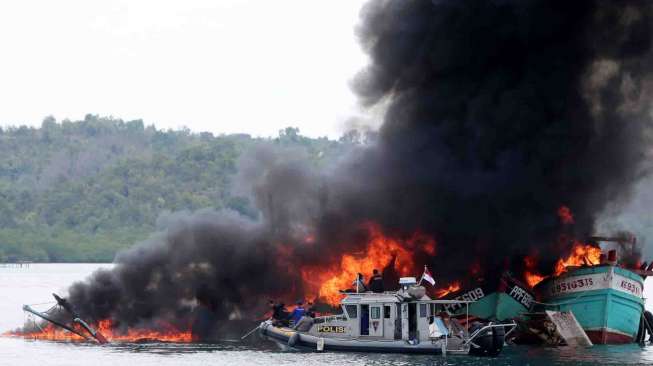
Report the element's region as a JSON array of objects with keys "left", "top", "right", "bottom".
[{"left": 2, "top": 264, "right": 653, "bottom": 365}]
